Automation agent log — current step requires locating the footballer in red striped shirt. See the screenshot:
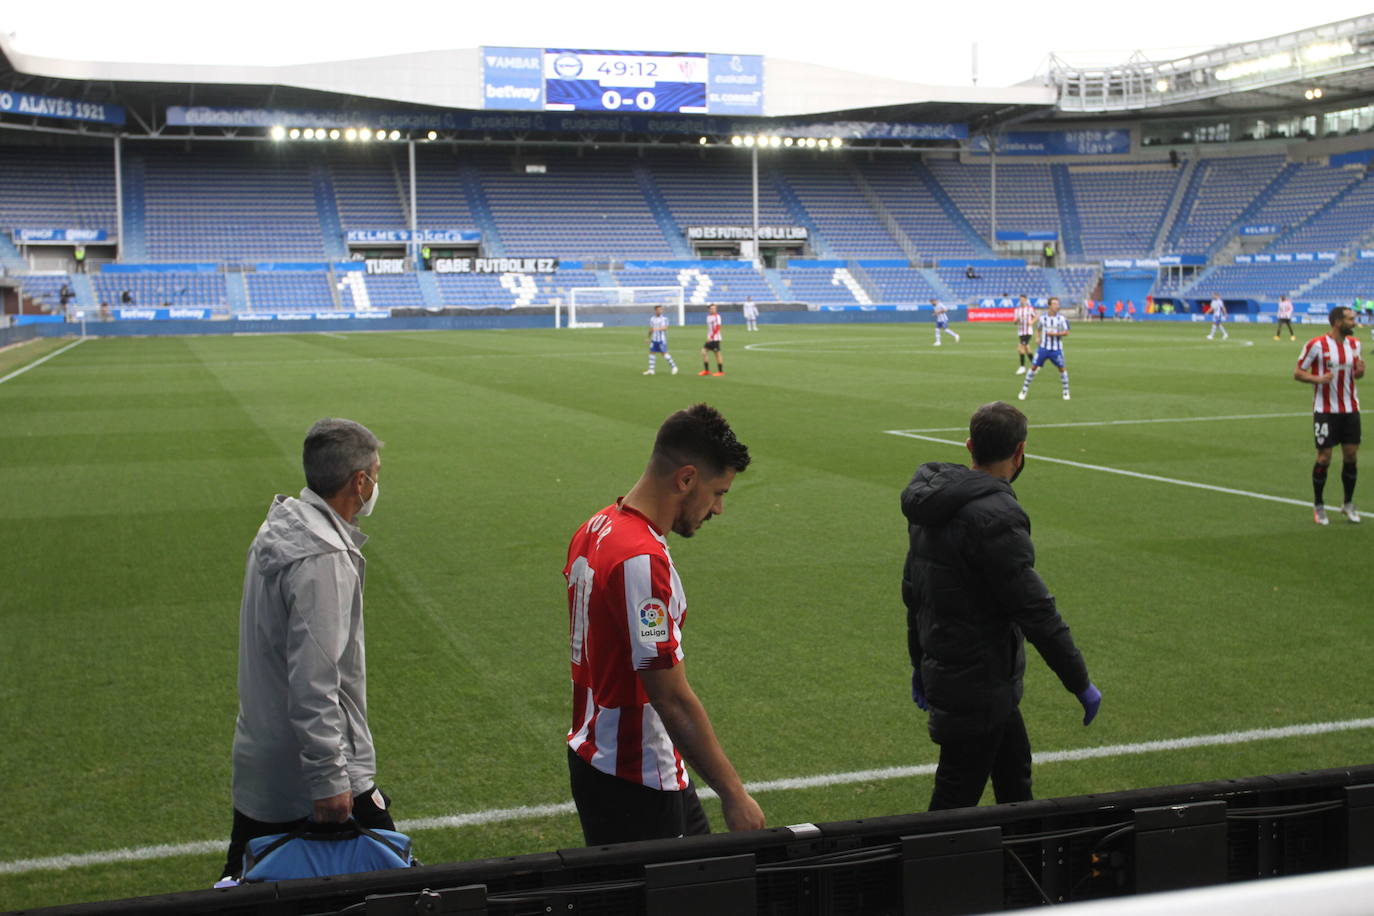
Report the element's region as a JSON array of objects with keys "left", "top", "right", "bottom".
[
  {"left": 1294, "top": 306, "right": 1364, "bottom": 524},
  {"left": 563, "top": 404, "right": 764, "bottom": 844}
]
